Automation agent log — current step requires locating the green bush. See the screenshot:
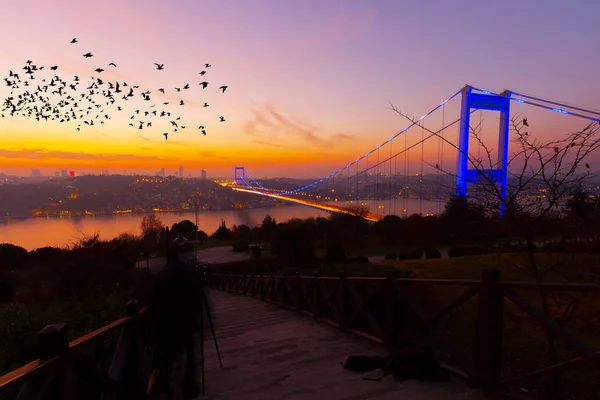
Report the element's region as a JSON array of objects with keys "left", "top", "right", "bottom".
[
  {"left": 425, "top": 249, "right": 441, "bottom": 259},
  {"left": 232, "top": 239, "right": 250, "bottom": 253}
]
